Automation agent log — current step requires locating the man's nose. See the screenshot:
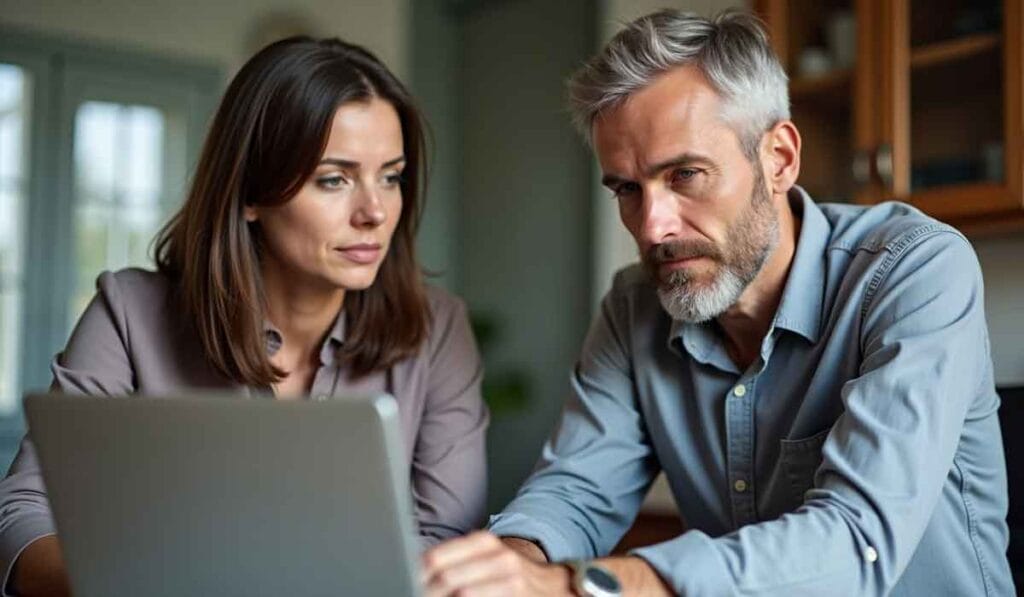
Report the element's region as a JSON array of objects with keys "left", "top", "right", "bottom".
[{"left": 639, "top": 187, "right": 683, "bottom": 247}]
